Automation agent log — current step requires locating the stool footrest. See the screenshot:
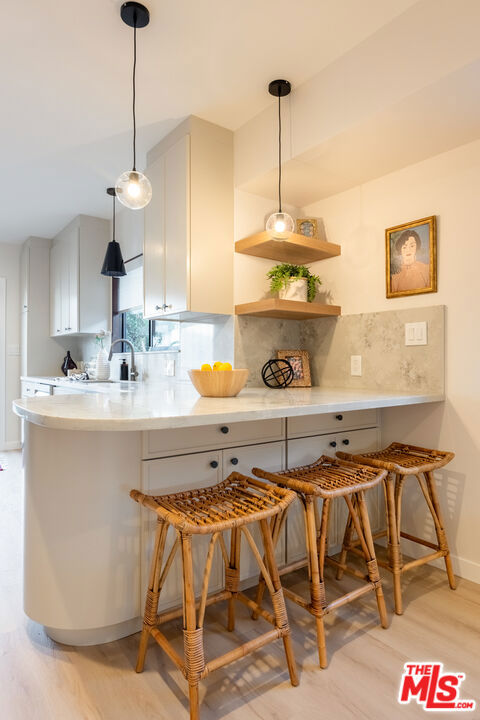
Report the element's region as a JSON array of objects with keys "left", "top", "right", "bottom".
[
  {"left": 401, "top": 550, "right": 446, "bottom": 573},
  {"left": 203, "top": 628, "right": 282, "bottom": 677},
  {"left": 155, "top": 590, "right": 232, "bottom": 626},
  {"left": 400, "top": 531, "right": 439, "bottom": 550}
]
